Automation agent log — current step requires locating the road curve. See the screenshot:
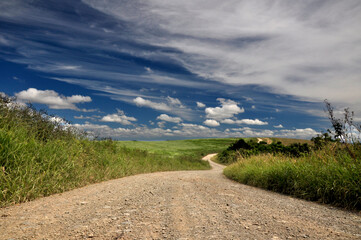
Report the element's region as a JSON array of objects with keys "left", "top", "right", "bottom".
[{"left": 1, "top": 154, "right": 360, "bottom": 239}]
